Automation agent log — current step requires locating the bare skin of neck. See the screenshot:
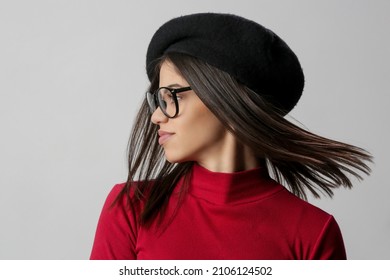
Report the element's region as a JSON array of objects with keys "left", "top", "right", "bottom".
[{"left": 197, "top": 131, "right": 261, "bottom": 173}]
